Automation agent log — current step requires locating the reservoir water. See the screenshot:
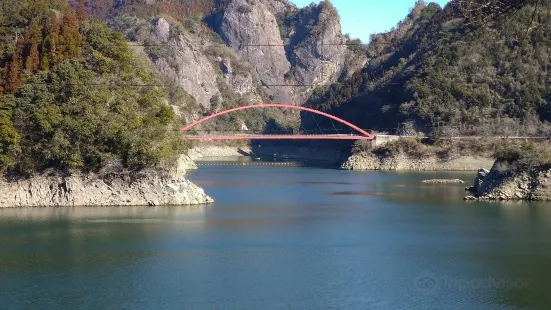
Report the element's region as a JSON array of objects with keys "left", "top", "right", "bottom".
[{"left": 1, "top": 164, "right": 551, "bottom": 309}]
